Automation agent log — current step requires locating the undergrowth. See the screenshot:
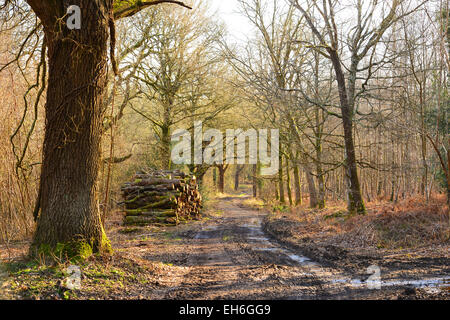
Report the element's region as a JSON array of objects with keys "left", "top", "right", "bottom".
[{"left": 273, "top": 195, "right": 449, "bottom": 250}]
